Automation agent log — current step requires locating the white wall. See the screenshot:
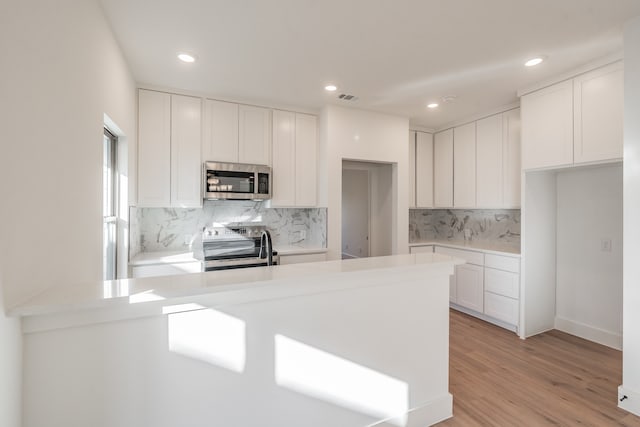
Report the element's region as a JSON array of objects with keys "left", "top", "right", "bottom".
[
  {"left": 556, "top": 164, "right": 623, "bottom": 349},
  {"left": 621, "top": 15, "right": 640, "bottom": 415},
  {"left": 0, "top": 0, "right": 137, "bottom": 308},
  {"left": 0, "top": 275, "right": 21, "bottom": 427},
  {"left": 320, "top": 106, "right": 409, "bottom": 260}
]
